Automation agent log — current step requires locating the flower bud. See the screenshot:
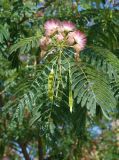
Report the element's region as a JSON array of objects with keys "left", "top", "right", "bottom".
[
  {"left": 40, "top": 36, "right": 51, "bottom": 50},
  {"left": 55, "top": 33, "right": 64, "bottom": 42},
  {"left": 67, "top": 32, "right": 75, "bottom": 45},
  {"left": 73, "top": 44, "right": 81, "bottom": 53}
]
